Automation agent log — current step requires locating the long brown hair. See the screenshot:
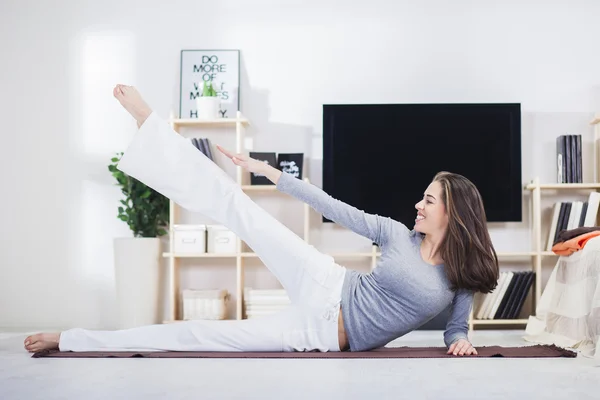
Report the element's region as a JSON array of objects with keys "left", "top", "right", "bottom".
[{"left": 432, "top": 171, "right": 499, "bottom": 293}]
